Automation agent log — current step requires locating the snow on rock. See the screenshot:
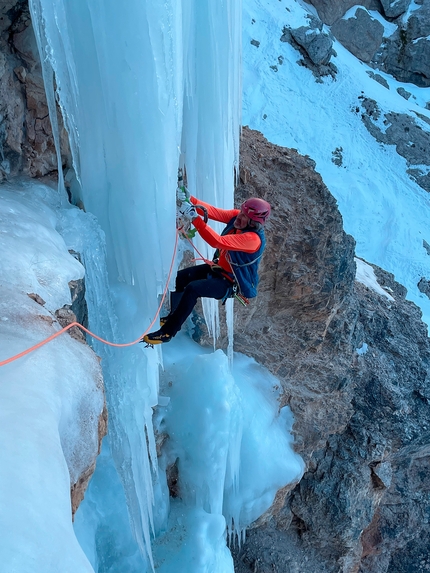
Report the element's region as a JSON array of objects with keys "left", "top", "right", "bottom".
[
  {"left": 0, "top": 182, "right": 83, "bottom": 312},
  {"left": 0, "top": 180, "right": 105, "bottom": 573},
  {"left": 331, "top": 8, "right": 385, "bottom": 63},
  {"left": 355, "top": 257, "right": 395, "bottom": 301}
]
